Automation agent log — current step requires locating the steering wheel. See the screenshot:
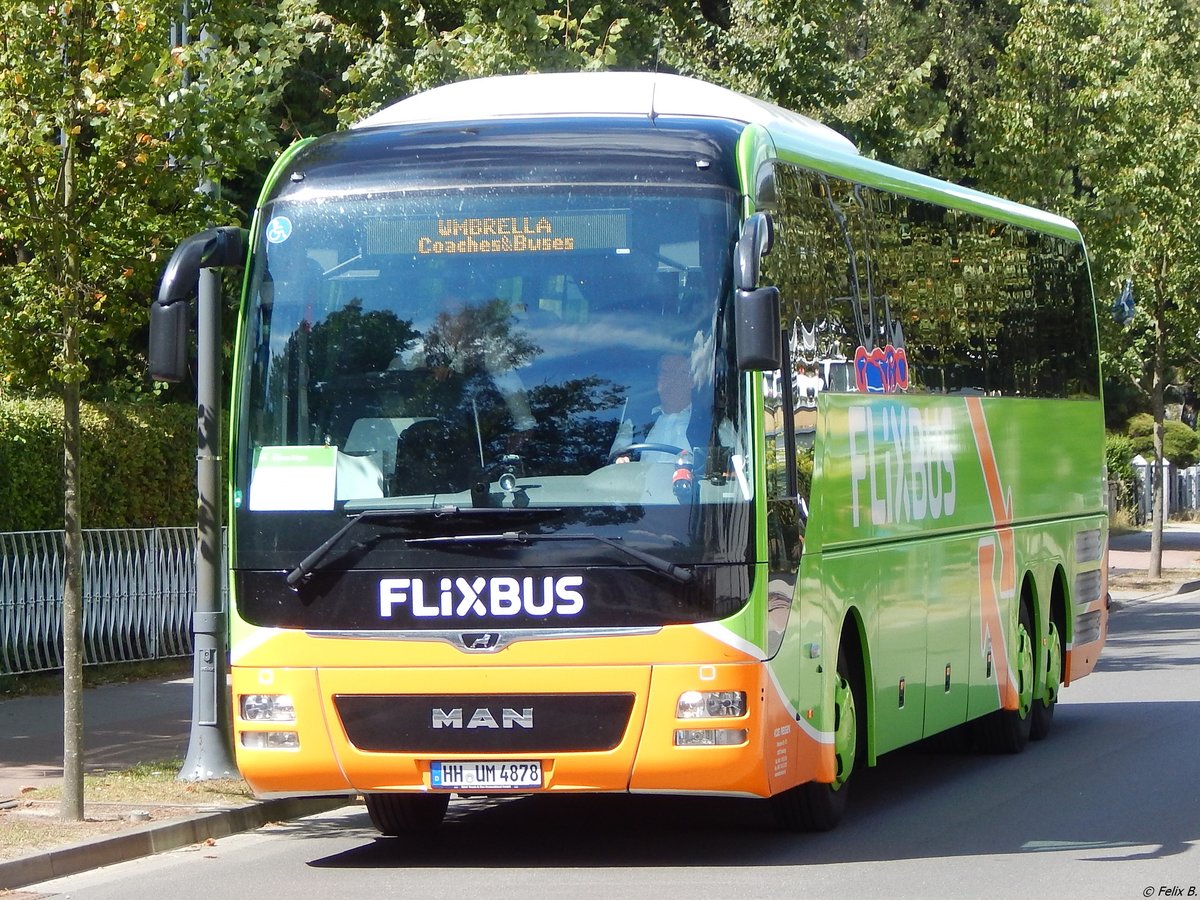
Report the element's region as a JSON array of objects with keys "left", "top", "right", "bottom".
[{"left": 608, "top": 442, "right": 685, "bottom": 464}]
